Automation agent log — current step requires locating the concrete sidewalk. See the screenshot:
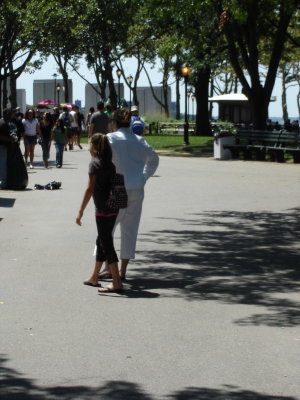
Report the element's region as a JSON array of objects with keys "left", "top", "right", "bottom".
[{"left": 1, "top": 143, "right": 300, "bottom": 399}]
